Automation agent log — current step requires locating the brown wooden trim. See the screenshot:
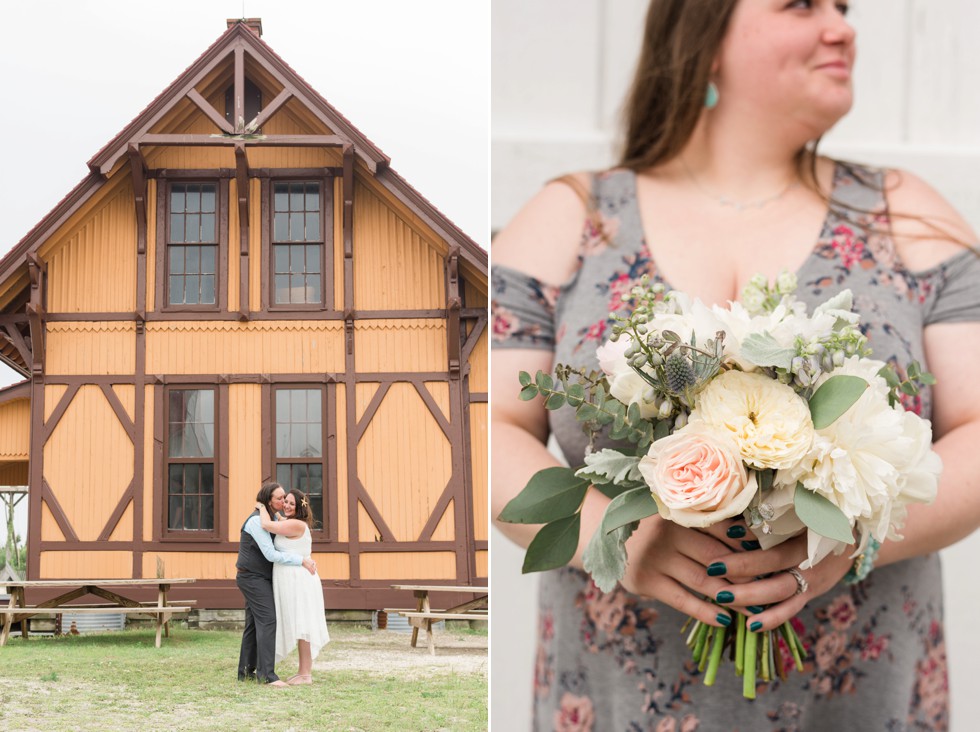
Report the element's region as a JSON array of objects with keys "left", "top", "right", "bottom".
[
  {"left": 43, "top": 309, "right": 456, "bottom": 322},
  {"left": 417, "top": 478, "right": 454, "bottom": 543},
  {"left": 139, "top": 134, "right": 347, "bottom": 148},
  {"left": 134, "top": 319, "right": 147, "bottom": 577},
  {"left": 354, "top": 382, "right": 390, "bottom": 443},
  {"left": 260, "top": 177, "right": 269, "bottom": 312},
  {"left": 153, "top": 181, "right": 166, "bottom": 313},
  {"left": 41, "top": 479, "right": 79, "bottom": 542},
  {"left": 251, "top": 167, "right": 343, "bottom": 178},
  {"left": 42, "top": 384, "right": 80, "bottom": 443},
  {"left": 448, "top": 376, "right": 471, "bottom": 584},
  {"left": 0, "top": 380, "right": 31, "bottom": 404},
  {"left": 235, "top": 144, "right": 250, "bottom": 319},
  {"left": 152, "top": 384, "right": 164, "bottom": 542},
  {"left": 2, "top": 324, "right": 31, "bottom": 367},
  {"left": 247, "top": 88, "right": 291, "bottom": 131},
  {"left": 355, "top": 372, "right": 449, "bottom": 382},
  {"left": 27, "top": 376, "right": 44, "bottom": 578},
  {"left": 96, "top": 479, "right": 135, "bottom": 542},
  {"left": 260, "top": 382, "right": 271, "bottom": 483},
  {"left": 233, "top": 45, "right": 245, "bottom": 132},
  {"left": 218, "top": 382, "right": 230, "bottom": 542},
  {"left": 326, "top": 382, "right": 339, "bottom": 541},
  {"left": 149, "top": 169, "right": 236, "bottom": 180},
  {"left": 99, "top": 384, "right": 136, "bottom": 442},
  {"left": 0, "top": 314, "right": 30, "bottom": 326},
  {"left": 40, "top": 372, "right": 454, "bottom": 387},
  {"left": 351, "top": 476, "right": 396, "bottom": 543},
  {"left": 461, "top": 311, "right": 487, "bottom": 366},
  {"left": 26, "top": 257, "right": 45, "bottom": 372},
  {"left": 410, "top": 381, "right": 450, "bottom": 439},
  {"left": 187, "top": 88, "right": 235, "bottom": 135},
  {"left": 469, "top": 392, "right": 488, "bottom": 403},
  {"left": 37, "top": 540, "right": 474, "bottom": 552}
]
